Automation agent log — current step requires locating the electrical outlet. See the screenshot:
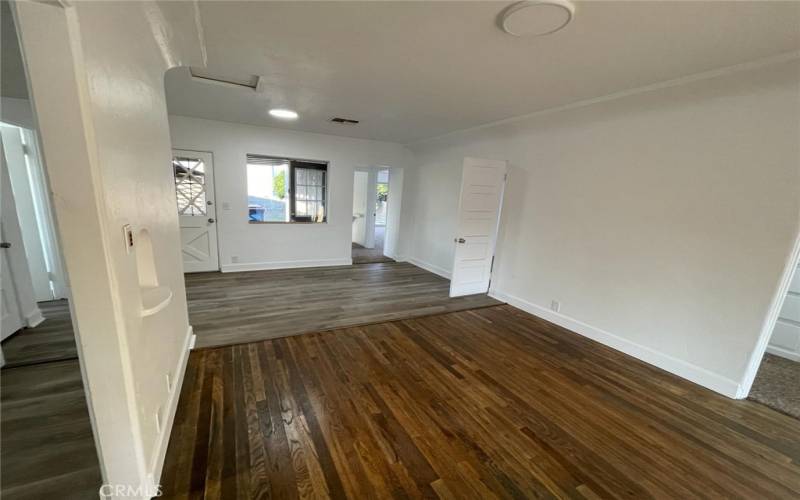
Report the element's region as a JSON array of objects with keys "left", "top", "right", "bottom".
[
  {"left": 550, "top": 300, "right": 561, "bottom": 313},
  {"left": 222, "top": 201, "right": 231, "bottom": 211},
  {"left": 122, "top": 224, "right": 134, "bottom": 253},
  {"left": 231, "top": 255, "right": 239, "bottom": 263}
]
